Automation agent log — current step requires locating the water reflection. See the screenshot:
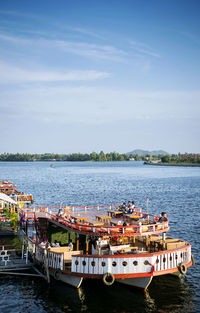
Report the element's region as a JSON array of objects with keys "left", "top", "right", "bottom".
[
  {"left": 147, "top": 275, "right": 195, "bottom": 313},
  {"left": 46, "top": 276, "right": 194, "bottom": 313},
  {"left": 0, "top": 261, "right": 195, "bottom": 313}
]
